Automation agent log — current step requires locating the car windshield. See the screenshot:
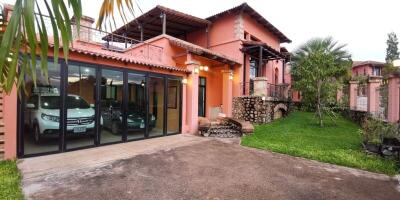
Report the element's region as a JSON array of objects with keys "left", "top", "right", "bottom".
[{"left": 41, "top": 96, "right": 90, "bottom": 109}]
